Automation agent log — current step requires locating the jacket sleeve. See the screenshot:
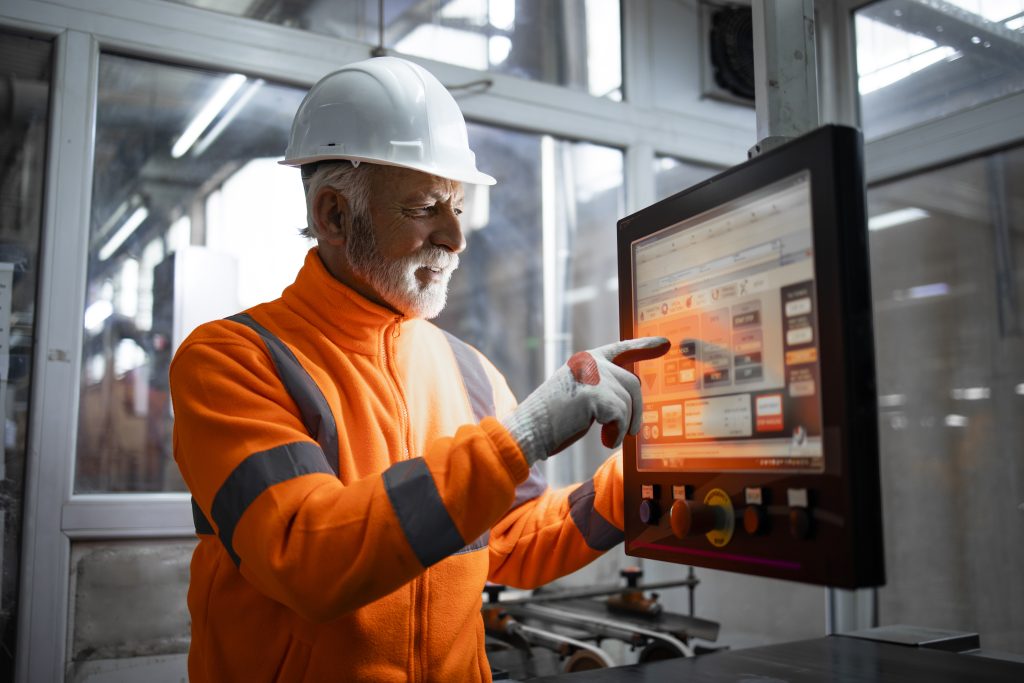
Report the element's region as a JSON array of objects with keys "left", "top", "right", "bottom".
[
  {"left": 478, "top": 357, "right": 626, "bottom": 589},
  {"left": 171, "top": 323, "right": 530, "bottom": 623},
  {"left": 487, "top": 451, "right": 625, "bottom": 588}
]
